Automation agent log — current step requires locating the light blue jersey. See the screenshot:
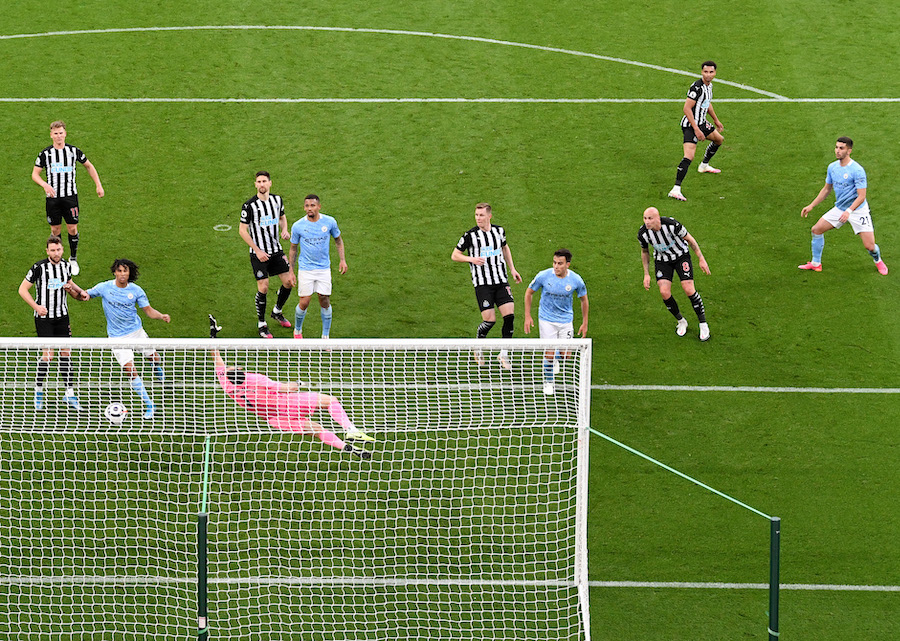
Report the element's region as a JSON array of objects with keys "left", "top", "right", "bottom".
[
  {"left": 290, "top": 214, "right": 340, "bottom": 270},
  {"left": 827, "top": 159, "right": 867, "bottom": 211},
  {"left": 87, "top": 280, "right": 149, "bottom": 337},
  {"left": 527, "top": 268, "right": 587, "bottom": 323}
]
